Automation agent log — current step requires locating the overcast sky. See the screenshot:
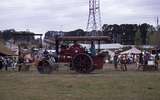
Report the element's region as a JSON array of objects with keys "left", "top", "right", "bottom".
[{"left": 0, "top": 0, "right": 159, "bottom": 34}]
